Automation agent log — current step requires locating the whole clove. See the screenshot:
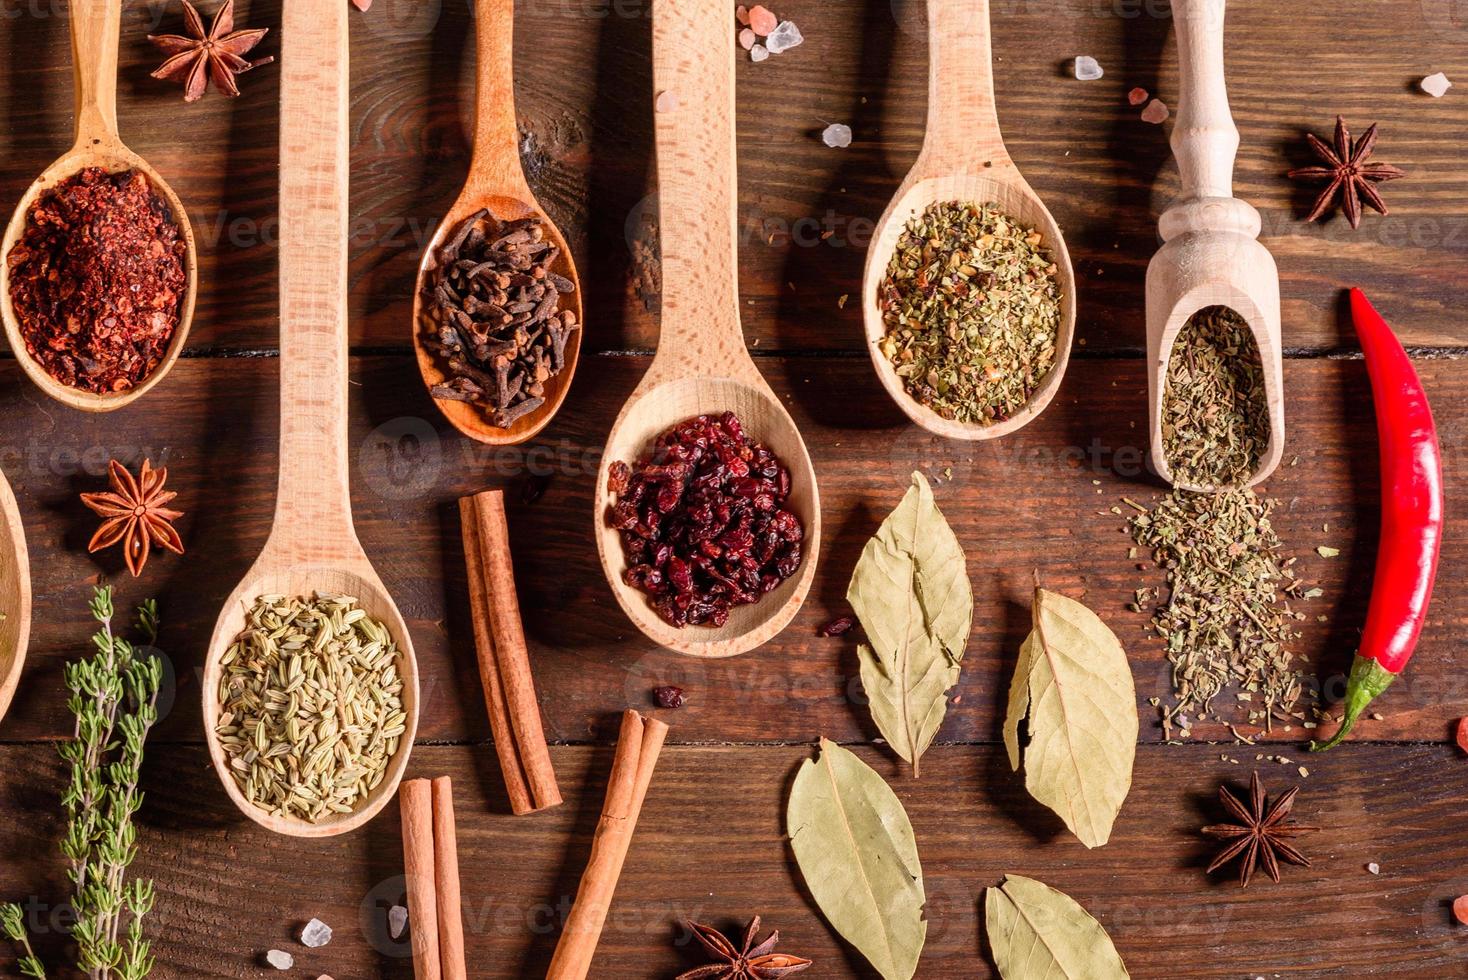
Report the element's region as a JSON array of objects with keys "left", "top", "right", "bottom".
[{"left": 422, "top": 209, "right": 579, "bottom": 428}]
